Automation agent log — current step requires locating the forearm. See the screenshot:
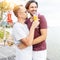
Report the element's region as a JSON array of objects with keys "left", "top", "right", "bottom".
[
  {"left": 26, "top": 26, "right": 34, "bottom": 45},
  {"left": 32, "top": 29, "right": 47, "bottom": 45},
  {"left": 19, "top": 21, "right": 39, "bottom": 46},
  {"left": 17, "top": 43, "right": 27, "bottom": 49},
  {"left": 32, "top": 35, "right": 47, "bottom": 45},
  {"left": 25, "top": 21, "right": 39, "bottom": 46},
  {"left": 20, "top": 26, "right": 35, "bottom": 46}
]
